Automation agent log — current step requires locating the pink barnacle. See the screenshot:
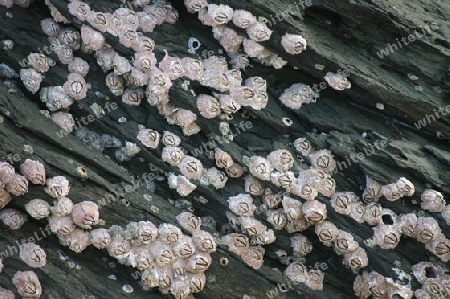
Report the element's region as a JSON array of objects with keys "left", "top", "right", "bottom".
[
  {"left": 63, "top": 73, "right": 87, "bottom": 100},
  {"left": 40, "top": 86, "right": 73, "bottom": 111},
  {"left": 113, "top": 7, "right": 139, "bottom": 31},
  {"left": 25, "top": 199, "right": 50, "bottom": 219},
  {"left": 248, "top": 156, "right": 273, "bottom": 181},
  {"left": 416, "top": 217, "right": 441, "bottom": 244},
  {"left": 184, "top": 251, "right": 212, "bottom": 273},
  {"left": 244, "top": 174, "right": 264, "bottom": 196},
  {"left": 137, "top": 221, "right": 158, "bottom": 244},
  {"left": 19, "top": 243, "right": 46, "bottom": 268},
  {"left": 137, "top": 128, "right": 160, "bottom": 149},
  {"left": 158, "top": 223, "right": 182, "bottom": 244},
  {"left": 181, "top": 57, "right": 204, "bottom": 81},
  {"left": 294, "top": 137, "right": 314, "bottom": 156},
  {"left": 72, "top": 201, "right": 99, "bottom": 229},
  {"left": 425, "top": 234, "right": 450, "bottom": 262},
  {"left": 196, "top": 94, "right": 221, "bottom": 119},
  {"left": 205, "top": 167, "right": 228, "bottom": 189},
  {"left": 162, "top": 131, "right": 181, "bottom": 147},
  {"left": 266, "top": 209, "right": 287, "bottom": 230},
  {"left": 172, "top": 109, "right": 197, "bottom": 128},
  {"left": 122, "top": 87, "right": 144, "bottom": 106},
  {"left": 133, "top": 52, "right": 156, "bottom": 73},
  {"left": 45, "top": 176, "right": 70, "bottom": 198},
  {"left": 58, "top": 28, "right": 81, "bottom": 51},
  {"left": 397, "top": 213, "right": 418, "bottom": 238},
  {"left": 132, "top": 35, "right": 156, "bottom": 54},
  {"left": 395, "top": 177, "right": 415, "bottom": 197},
  {"left": 0, "top": 189, "right": 12, "bottom": 209},
  {"left": 90, "top": 228, "right": 111, "bottom": 249},
  {"left": 281, "top": 33, "right": 307, "bottom": 55},
  {"left": 55, "top": 45, "right": 74, "bottom": 65},
  {"left": 0, "top": 286, "right": 14, "bottom": 299},
  {"left": 371, "top": 222, "right": 401, "bottom": 249},
  {"left": 192, "top": 230, "right": 216, "bottom": 253},
  {"left": 285, "top": 262, "right": 308, "bottom": 284},
  {"left": 50, "top": 197, "right": 73, "bottom": 217},
  {"left": 213, "top": 26, "right": 244, "bottom": 54},
  {"left": 142, "top": 3, "right": 167, "bottom": 25},
  {"left": 20, "top": 68, "right": 43, "bottom": 94},
  {"left": 179, "top": 156, "right": 203, "bottom": 180},
  {"left": 40, "top": 17, "right": 61, "bottom": 37},
  {"left": 218, "top": 93, "right": 241, "bottom": 114},
  {"left": 246, "top": 21, "right": 272, "bottom": 42},
  {"left": 330, "top": 192, "right": 356, "bottom": 215},
  {"left": 68, "top": 0, "right": 91, "bottom": 21},
  {"left": 270, "top": 171, "right": 295, "bottom": 191},
  {"left": 343, "top": 247, "right": 368, "bottom": 274},
  {"left": 149, "top": 241, "right": 174, "bottom": 266},
  {"left": 292, "top": 175, "right": 318, "bottom": 201},
  {"left": 159, "top": 50, "right": 185, "bottom": 80},
  {"left": 0, "top": 162, "right": 14, "bottom": 186},
  {"left": 107, "top": 237, "right": 130, "bottom": 259},
  {"left": 232, "top": 10, "right": 256, "bottom": 29},
  {"left": 239, "top": 216, "right": 266, "bottom": 237},
  {"left": 6, "top": 174, "right": 28, "bottom": 196},
  {"left": 262, "top": 188, "right": 282, "bottom": 209},
  {"left": 215, "top": 147, "right": 233, "bottom": 169},
  {"left": 113, "top": 54, "right": 132, "bottom": 75},
  {"left": 225, "top": 163, "right": 245, "bottom": 178},
  {"left": 381, "top": 183, "right": 402, "bottom": 201},
  {"left": 222, "top": 233, "right": 249, "bottom": 255},
  {"left": 349, "top": 201, "right": 366, "bottom": 223},
  {"left": 291, "top": 233, "right": 313, "bottom": 257},
  {"left": 242, "top": 39, "right": 265, "bottom": 58},
  {"left": 363, "top": 203, "right": 383, "bottom": 225},
  {"left": 334, "top": 230, "right": 359, "bottom": 255},
  {"left": 162, "top": 146, "right": 185, "bottom": 167},
  {"left": 68, "top": 57, "right": 89, "bottom": 77},
  {"left": 309, "top": 149, "right": 336, "bottom": 173},
  {"left": 50, "top": 112, "right": 75, "bottom": 133},
  {"left": 176, "top": 212, "right": 201, "bottom": 233},
  {"left": 80, "top": 24, "right": 105, "bottom": 51},
  {"left": 68, "top": 229, "right": 91, "bottom": 253},
  {"left": 105, "top": 72, "right": 124, "bottom": 96},
  {"left": 282, "top": 196, "right": 303, "bottom": 222},
  {"left": 49, "top": 215, "right": 75, "bottom": 235},
  {"left": 266, "top": 149, "right": 294, "bottom": 172},
  {"left": 0, "top": 208, "right": 27, "bottom": 229},
  {"left": 362, "top": 175, "right": 382, "bottom": 204},
  {"left": 27, "top": 53, "right": 51, "bottom": 73},
  {"left": 315, "top": 221, "right": 339, "bottom": 247},
  {"left": 184, "top": 0, "right": 207, "bottom": 13},
  {"left": 240, "top": 245, "right": 265, "bottom": 269},
  {"left": 324, "top": 71, "right": 351, "bottom": 90},
  {"left": 305, "top": 269, "right": 324, "bottom": 291},
  {"left": 168, "top": 173, "right": 197, "bottom": 197},
  {"left": 228, "top": 193, "right": 256, "bottom": 217},
  {"left": 421, "top": 189, "right": 446, "bottom": 213},
  {"left": 172, "top": 235, "right": 196, "bottom": 258},
  {"left": 87, "top": 11, "right": 110, "bottom": 32},
  {"left": 207, "top": 4, "right": 233, "bottom": 26},
  {"left": 20, "top": 159, "right": 46, "bottom": 185},
  {"left": 12, "top": 270, "right": 42, "bottom": 298},
  {"left": 119, "top": 30, "right": 139, "bottom": 48}
]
